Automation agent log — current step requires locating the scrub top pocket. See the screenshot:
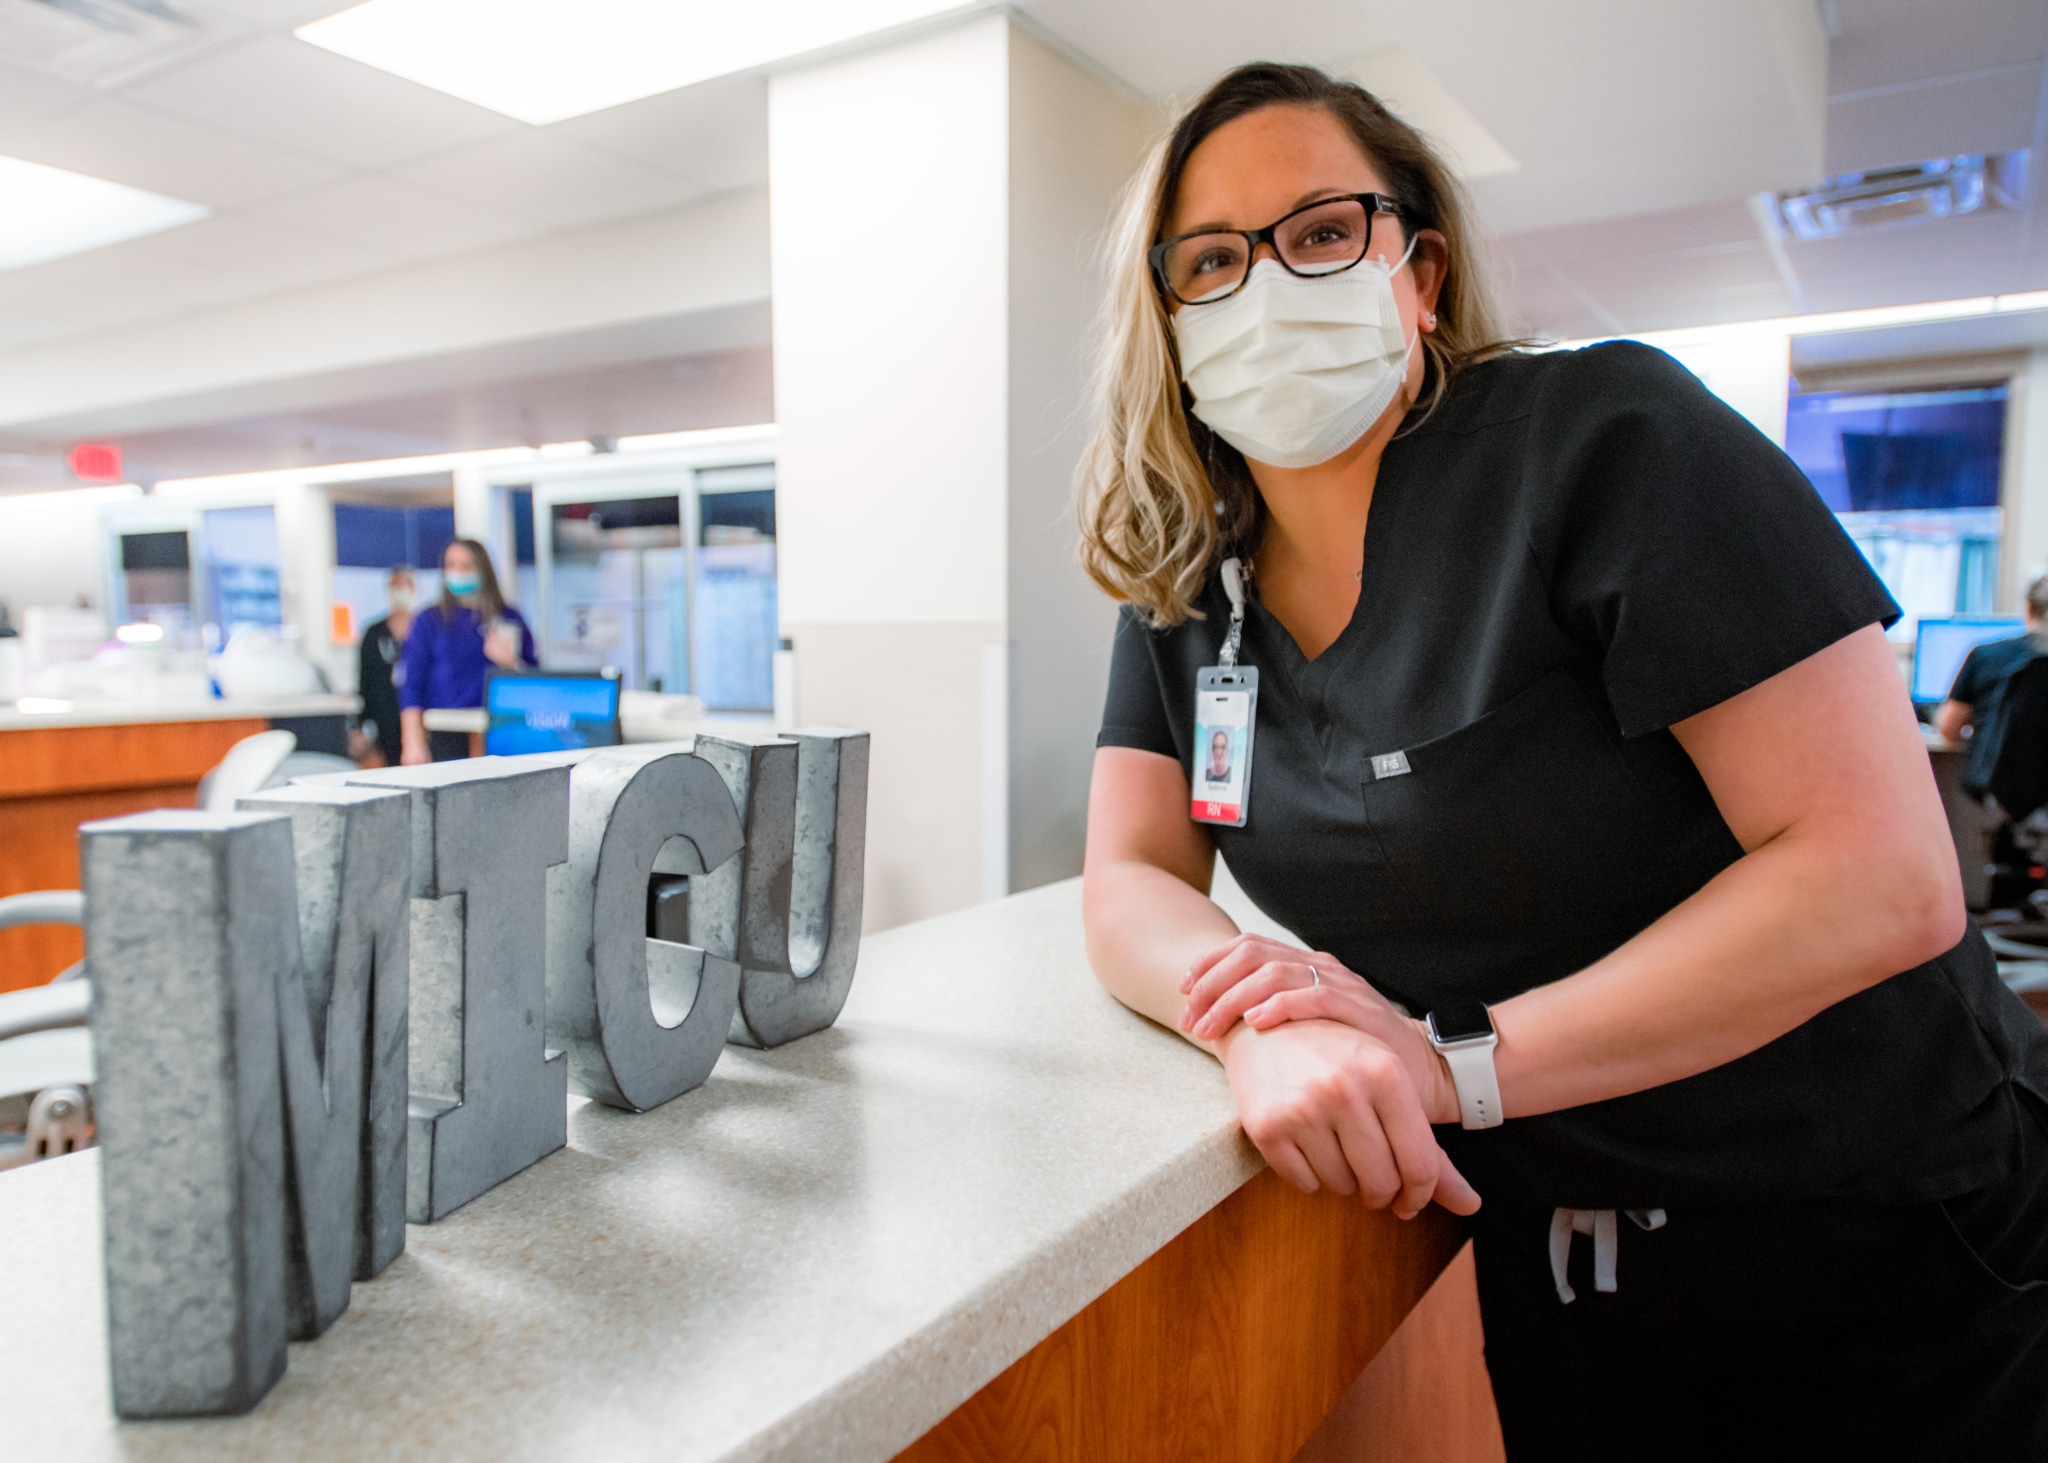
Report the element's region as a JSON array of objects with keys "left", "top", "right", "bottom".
[{"left": 1359, "top": 667, "right": 1683, "bottom": 1000}]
